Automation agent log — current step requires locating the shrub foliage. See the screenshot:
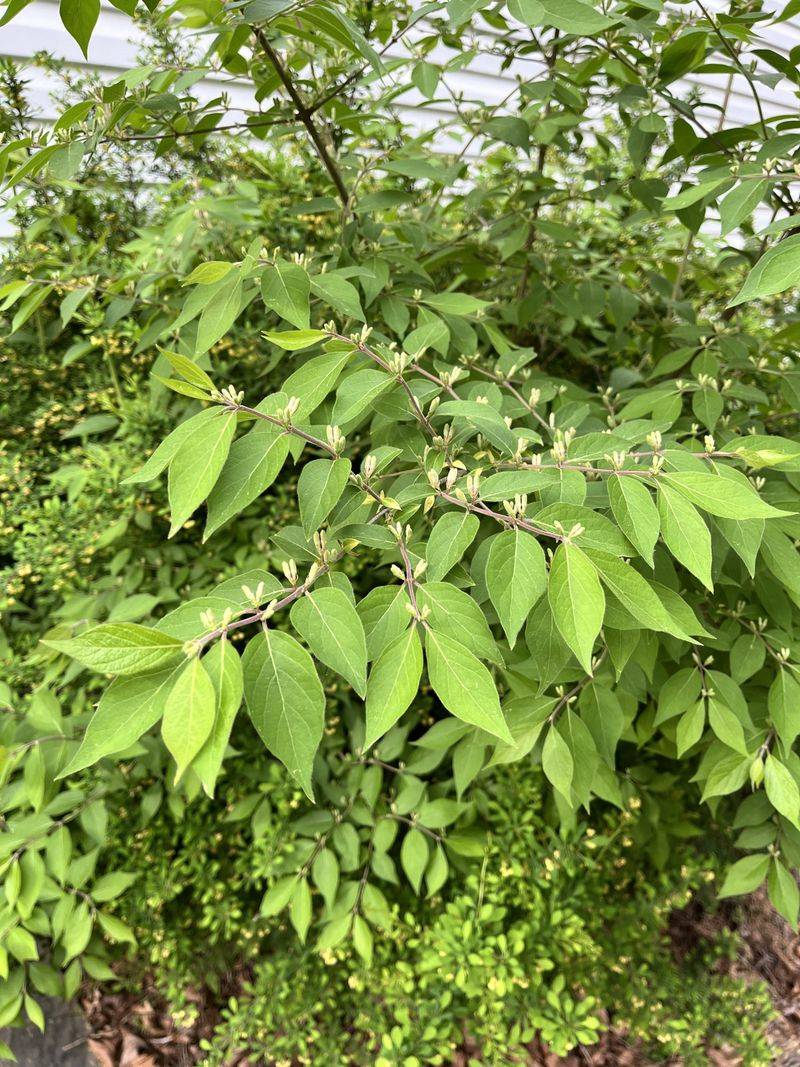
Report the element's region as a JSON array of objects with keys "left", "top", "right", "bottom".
[{"left": 1, "top": 0, "right": 800, "bottom": 1057}]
